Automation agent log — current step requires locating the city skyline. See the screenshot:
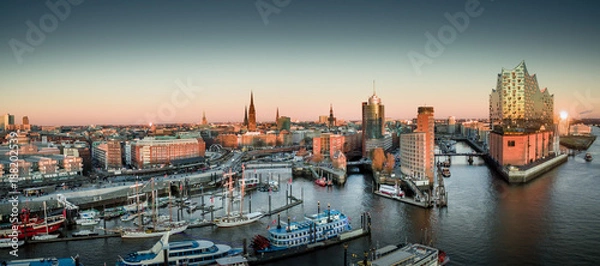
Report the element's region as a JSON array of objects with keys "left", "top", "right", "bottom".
[{"left": 1, "top": 0, "right": 599, "bottom": 125}]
